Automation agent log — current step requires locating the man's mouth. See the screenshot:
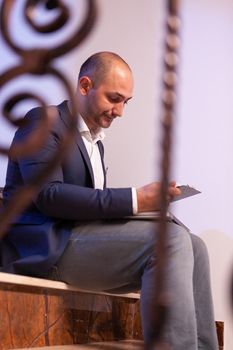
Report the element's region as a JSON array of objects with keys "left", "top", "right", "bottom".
[{"left": 103, "top": 115, "right": 113, "bottom": 122}]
